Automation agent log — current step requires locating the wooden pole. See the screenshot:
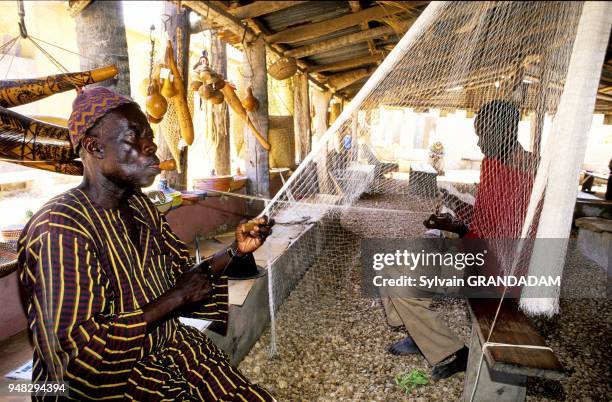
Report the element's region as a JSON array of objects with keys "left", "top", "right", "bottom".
[
  {"left": 293, "top": 72, "right": 311, "bottom": 163},
  {"left": 158, "top": 2, "right": 190, "bottom": 190},
  {"left": 211, "top": 31, "right": 231, "bottom": 175},
  {"left": 243, "top": 37, "right": 270, "bottom": 199},
  {"left": 312, "top": 88, "right": 332, "bottom": 193},
  {"left": 74, "top": 1, "right": 130, "bottom": 95}
]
